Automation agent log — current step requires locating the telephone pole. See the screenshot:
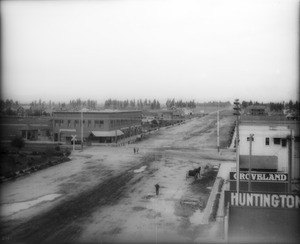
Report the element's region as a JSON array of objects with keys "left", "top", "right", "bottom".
[
  {"left": 81, "top": 110, "right": 83, "bottom": 151},
  {"left": 217, "top": 102, "right": 220, "bottom": 153},
  {"left": 248, "top": 134, "right": 254, "bottom": 191},
  {"left": 288, "top": 129, "right": 294, "bottom": 193},
  {"left": 233, "top": 99, "right": 241, "bottom": 198}
]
